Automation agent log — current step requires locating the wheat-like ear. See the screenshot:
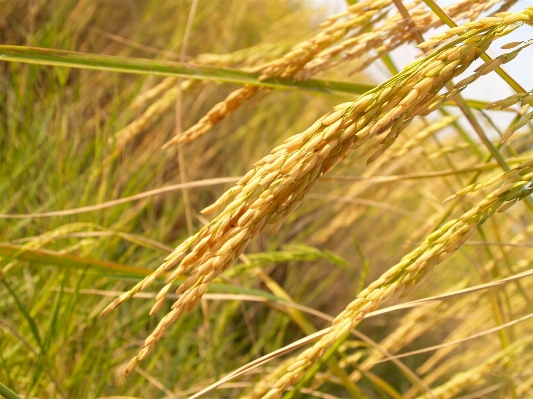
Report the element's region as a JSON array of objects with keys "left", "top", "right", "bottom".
[
  {"left": 486, "top": 88, "right": 533, "bottom": 143},
  {"left": 102, "top": 7, "right": 533, "bottom": 377}
]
